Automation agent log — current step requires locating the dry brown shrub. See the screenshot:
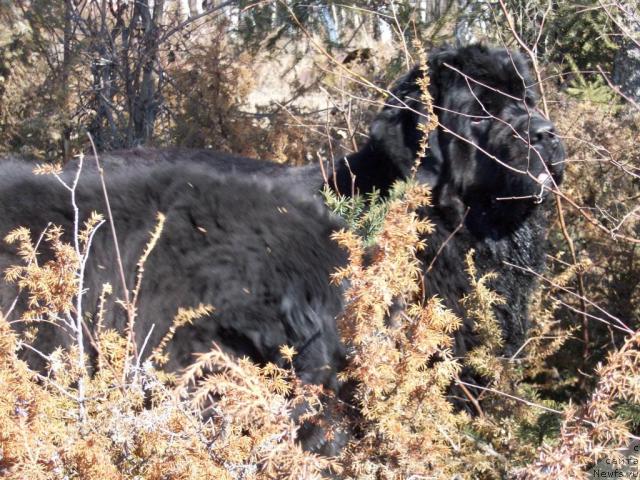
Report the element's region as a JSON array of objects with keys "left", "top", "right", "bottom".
[
  {"left": 0, "top": 208, "right": 333, "bottom": 479},
  {"left": 516, "top": 330, "right": 640, "bottom": 479},
  {"left": 331, "top": 181, "right": 467, "bottom": 479}
]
